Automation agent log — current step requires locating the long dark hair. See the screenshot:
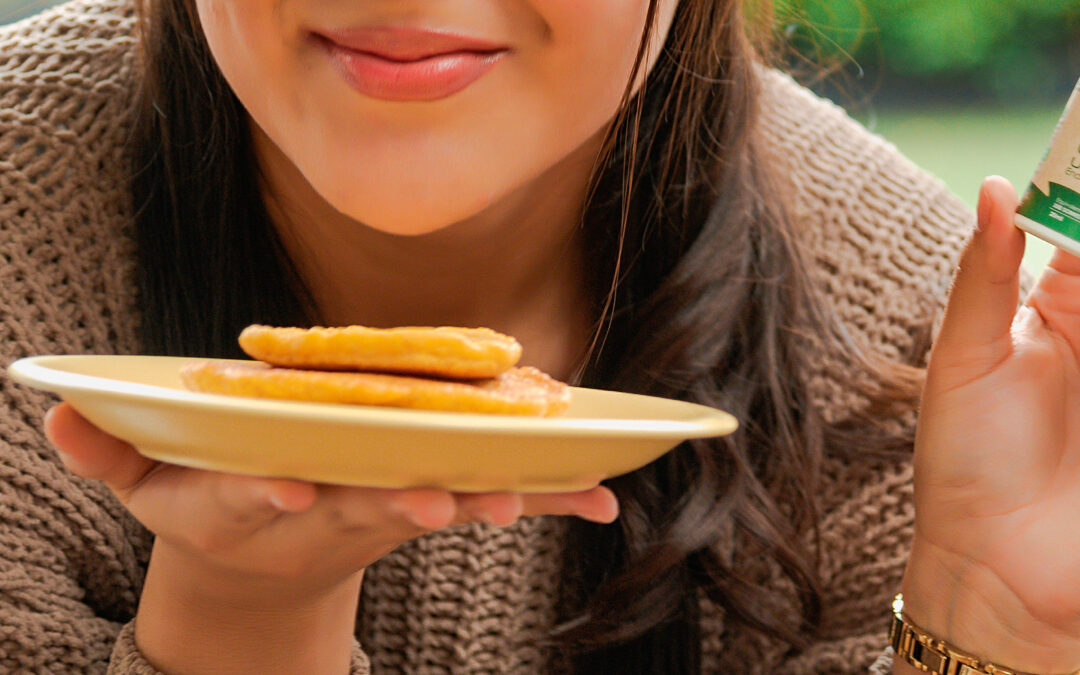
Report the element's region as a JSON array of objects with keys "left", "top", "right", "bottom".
[{"left": 130, "top": 1, "right": 926, "bottom": 672}]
